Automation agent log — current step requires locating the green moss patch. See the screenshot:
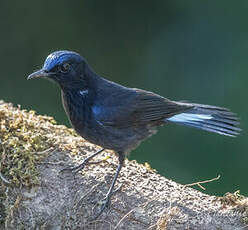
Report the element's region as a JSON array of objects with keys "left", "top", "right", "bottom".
[{"left": 0, "top": 101, "right": 78, "bottom": 187}]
